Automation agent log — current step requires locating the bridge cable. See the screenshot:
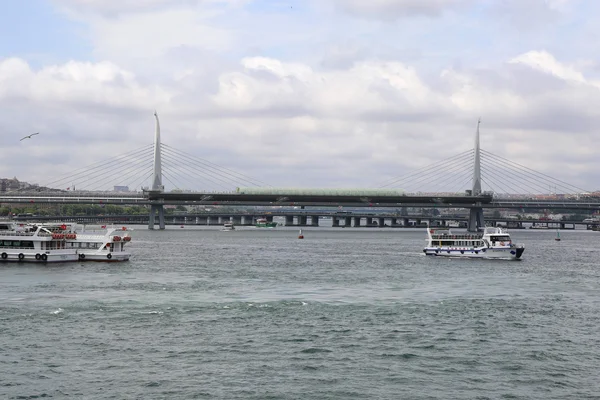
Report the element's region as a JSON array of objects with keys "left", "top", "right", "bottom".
[
  {"left": 482, "top": 149, "right": 589, "bottom": 193},
  {"left": 380, "top": 151, "right": 473, "bottom": 192},
  {"left": 481, "top": 154, "right": 572, "bottom": 195},
  {"left": 161, "top": 149, "right": 244, "bottom": 191},
  {"left": 69, "top": 149, "right": 154, "bottom": 191},
  {"left": 36, "top": 144, "right": 154, "bottom": 191},
  {"left": 161, "top": 147, "right": 262, "bottom": 190},
  {"left": 480, "top": 164, "right": 538, "bottom": 195},
  {"left": 161, "top": 143, "right": 270, "bottom": 188},
  {"left": 377, "top": 149, "right": 474, "bottom": 189},
  {"left": 389, "top": 151, "right": 474, "bottom": 192}
]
